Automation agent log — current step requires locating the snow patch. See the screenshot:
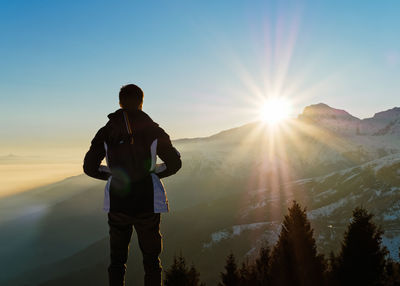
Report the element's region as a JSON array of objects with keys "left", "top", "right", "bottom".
[
  {"left": 315, "top": 188, "right": 337, "bottom": 198},
  {"left": 382, "top": 234, "right": 400, "bottom": 261},
  {"left": 244, "top": 201, "right": 267, "bottom": 212},
  {"left": 307, "top": 198, "right": 348, "bottom": 219},
  {"left": 203, "top": 222, "right": 277, "bottom": 248},
  {"left": 383, "top": 201, "right": 400, "bottom": 221},
  {"left": 343, "top": 173, "right": 359, "bottom": 183},
  {"left": 371, "top": 154, "right": 400, "bottom": 172},
  {"left": 383, "top": 187, "right": 400, "bottom": 196},
  {"left": 383, "top": 213, "right": 399, "bottom": 221}
]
